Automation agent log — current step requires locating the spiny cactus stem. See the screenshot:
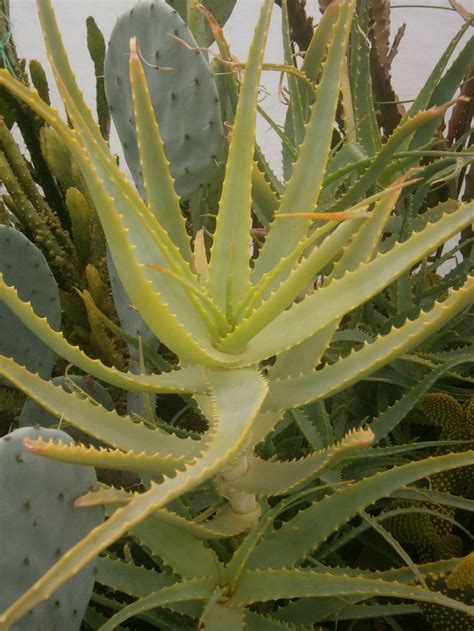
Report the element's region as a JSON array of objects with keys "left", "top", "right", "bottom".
[
  {"left": 274, "top": 0, "right": 314, "bottom": 52},
  {"left": 0, "top": 152, "right": 79, "bottom": 284},
  {"left": 0, "top": 117, "right": 75, "bottom": 257}
]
